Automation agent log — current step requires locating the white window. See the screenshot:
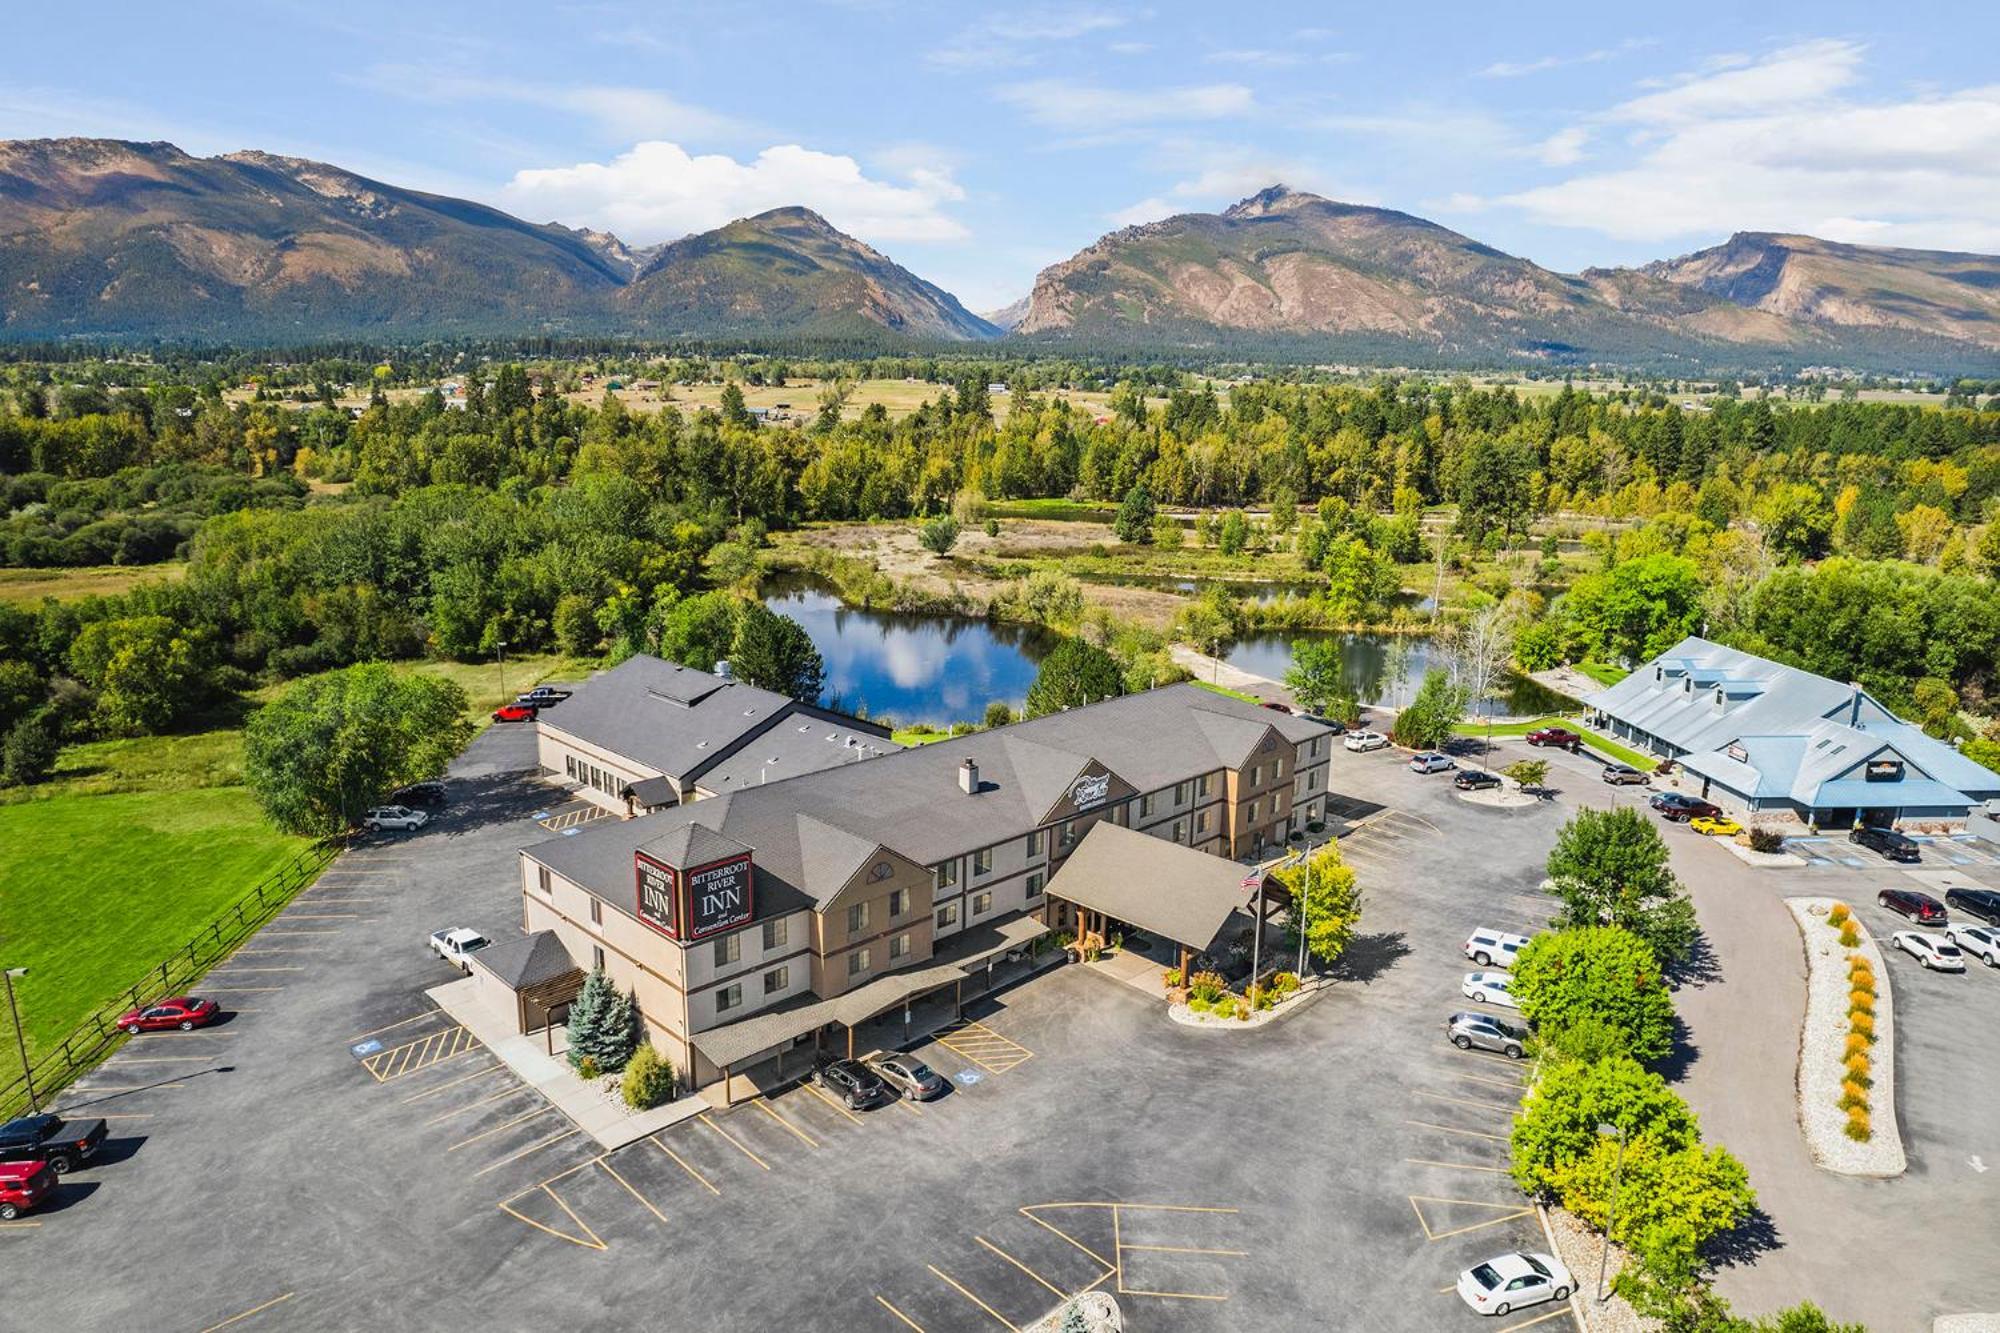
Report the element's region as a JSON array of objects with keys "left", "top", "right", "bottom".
[
  {"left": 1249, "top": 764, "right": 1260, "bottom": 786},
  {"left": 1026, "top": 871, "right": 1044, "bottom": 897},
  {"left": 763, "top": 917, "right": 788, "bottom": 951},
  {"left": 848, "top": 948, "right": 871, "bottom": 977},
  {"left": 1138, "top": 793, "right": 1154, "bottom": 819},
  {"left": 847, "top": 902, "right": 869, "bottom": 935},
  {"left": 764, "top": 966, "right": 789, "bottom": 995},
  {"left": 889, "top": 932, "right": 909, "bottom": 961},
  {"left": 714, "top": 934, "right": 739, "bottom": 966},
  {"left": 1172, "top": 819, "right": 1186, "bottom": 843},
  {"left": 1247, "top": 799, "right": 1258, "bottom": 823},
  {"left": 591, "top": 944, "right": 605, "bottom": 971},
  {"left": 716, "top": 983, "right": 742, "bottom": 1013},
  {"left": 1196, "top": 774, "right": 1211, "bottom": 798},
  {"left": 973, "top": 847, "right": 993, "bottom": 875},
  {"left": 589, "top": 897, "right": 602, "bottom": 926},
  {"left": 536, "top": 865, "right": 552, "bottom": 895},
  {"left": 1196, "top": 810, "right": 1209, "bottom": 834},
  {"left": 936, "top": 902, "right": 959, "bottom": 929},
  {"left": 1027, "top": 829, "right": 1043, "bottom": 856},
  {"left": 565, "top": 756, "right": 577, "bottom": 779},
  {"left": 936, "top": 860, "right": 958, "bottom": 889},
  {"left": 1173, "top": 781, "right": 1189, "bottom": 805},
  {"left": 1308, "top": 769, "right": 1319, "bottom": 791},
  {"left": 1274, "top": 758, "right": 1284, "bottom": 780},
  {"left": 972, "top": 891, "right": 993, "bottom": 916},
  {"left": 888, "top": 888, "right": 908, "bottom": 918}
]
